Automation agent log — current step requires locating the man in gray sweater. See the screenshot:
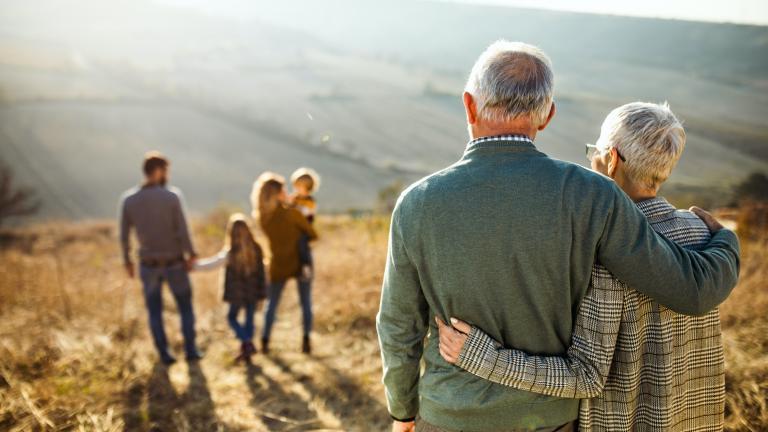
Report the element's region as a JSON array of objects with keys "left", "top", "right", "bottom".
[
  {"left": 377, "top": 41, "right": 740, "bottom": 432},
  {"left": 119, "top": 152, "right": 201, "bottom": 365}
]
